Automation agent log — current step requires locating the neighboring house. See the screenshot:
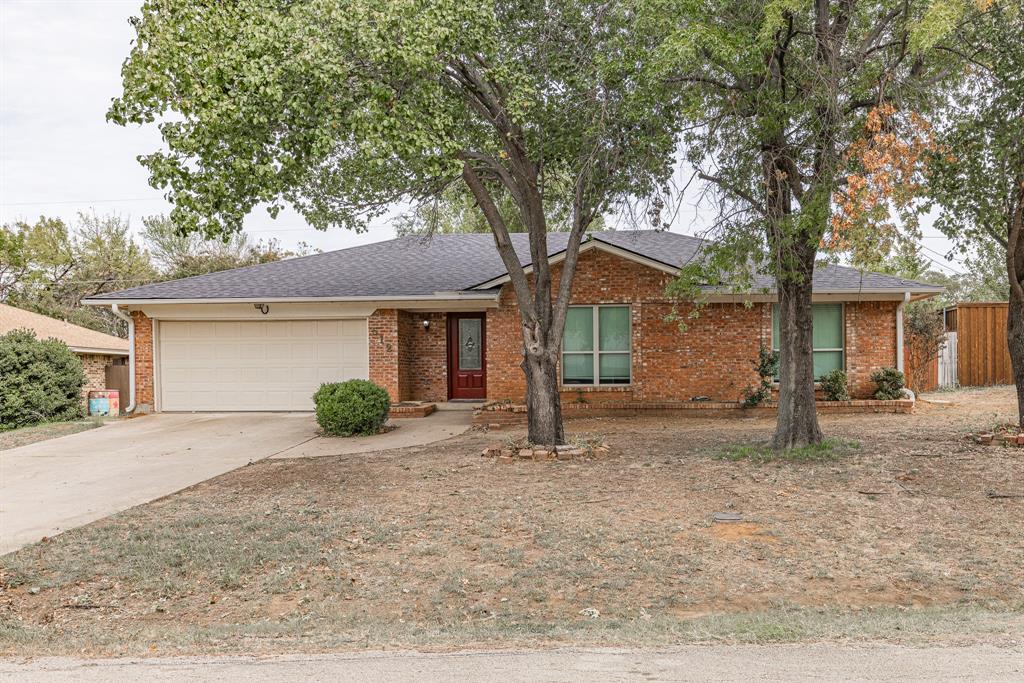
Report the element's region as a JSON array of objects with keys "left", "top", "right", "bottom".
[
  {"left": 83, "top": 231, "right": 942, "bottom": 414},
  {"left": 0, "top": 303, "right": 129, "bottom": 397}
]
